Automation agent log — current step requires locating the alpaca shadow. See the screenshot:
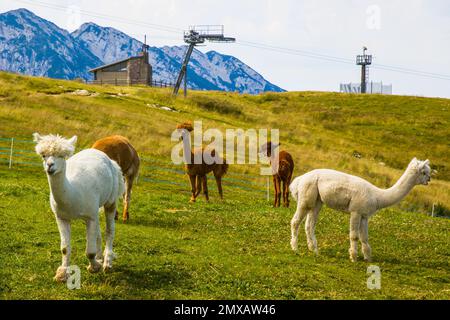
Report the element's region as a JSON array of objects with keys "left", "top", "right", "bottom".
[
  {"left": 120, "top": 217, "right": 181, "bottom": 229},
  {"left": 375, "top": 254, "right": 446, "bottom": 269},
  {"left": 316, "top": 247, "right": 444, "bottom": 268},
  {"left": 111, "top": 265, "right": 192, "bottom": 290}
]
